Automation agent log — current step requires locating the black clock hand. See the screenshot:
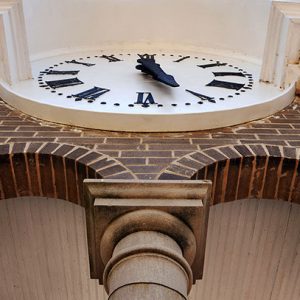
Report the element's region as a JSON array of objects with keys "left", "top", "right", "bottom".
[{"left": 136, "top": 54, "right": 180, "bottom": 87}]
